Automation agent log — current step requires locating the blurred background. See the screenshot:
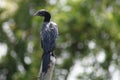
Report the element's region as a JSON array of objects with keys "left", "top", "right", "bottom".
[{"left": 0, "top": 0, "right": 120, "bottom": 80}]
